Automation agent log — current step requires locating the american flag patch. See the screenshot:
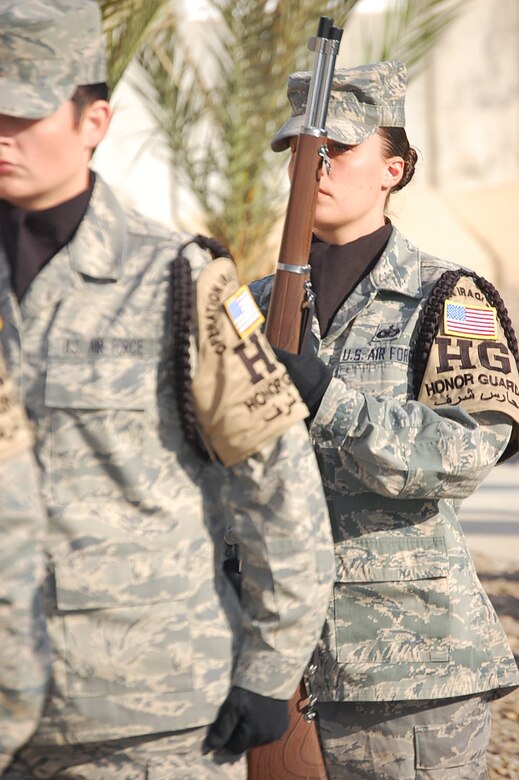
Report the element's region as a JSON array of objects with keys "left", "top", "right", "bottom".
[
  {"left": 224, "top": 286, "right": 265, "bottom": 339},
  {"left": 444, "top": 299, "right": 497, "bottom": 339}
]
